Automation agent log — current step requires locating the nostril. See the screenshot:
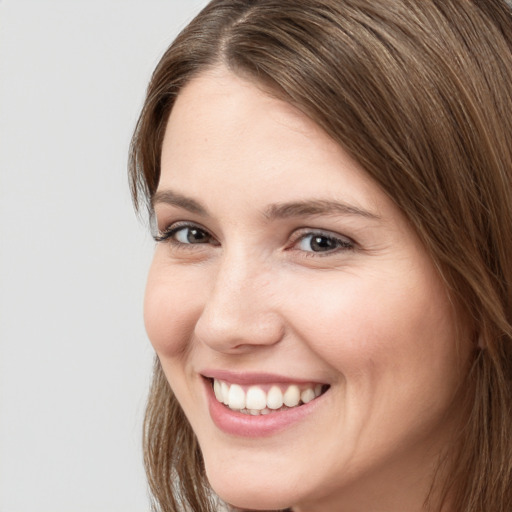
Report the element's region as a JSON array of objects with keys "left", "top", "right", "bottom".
[{"left": 194, "top": 310, "right": 285, "bottom": 353}]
